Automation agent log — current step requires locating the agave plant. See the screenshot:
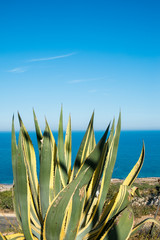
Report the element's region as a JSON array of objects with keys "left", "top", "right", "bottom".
[{"left": 0, "top": 109, "right": 159, "bottom": 240}]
